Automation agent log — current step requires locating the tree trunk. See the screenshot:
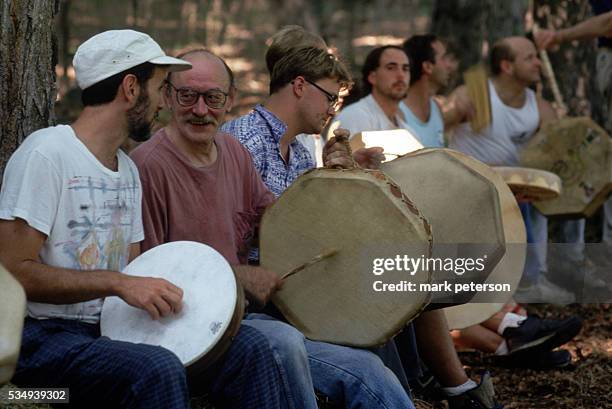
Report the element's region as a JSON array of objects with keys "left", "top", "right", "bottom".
[
  {"left": 0, "top": 0, "right": 58, "bottom": 184},
  {"left": 431, "top": 0, "right": 489, "bottom": 75},
  {"left": 431, "top": 0, "right": 527, "bottom": 86}
]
